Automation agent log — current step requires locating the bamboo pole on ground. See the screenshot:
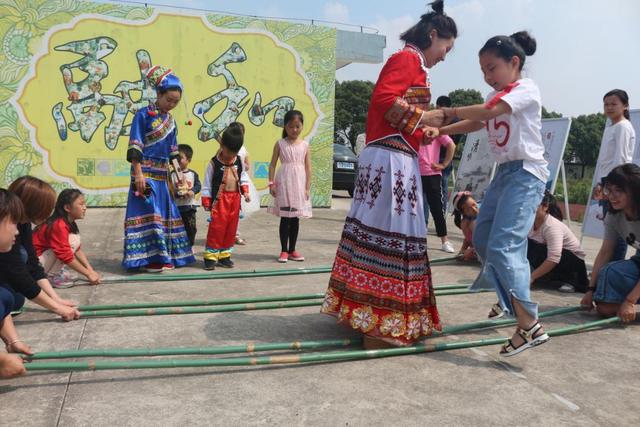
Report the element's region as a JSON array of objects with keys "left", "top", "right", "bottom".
[
  {"left": 73, "top": 288, "right": 483, "bottom": 318},
  {"left": 71, "top": 283, "right": 471, "bottom": 312},
  {"left": 99, "top": 256, "right": 459, "bottom": 284},
  {"left": 24, "top": 317, "right": 621, "bottom": 371},
  {"left": 28, "top": 306, "right": 584, "bottom": 360}
]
